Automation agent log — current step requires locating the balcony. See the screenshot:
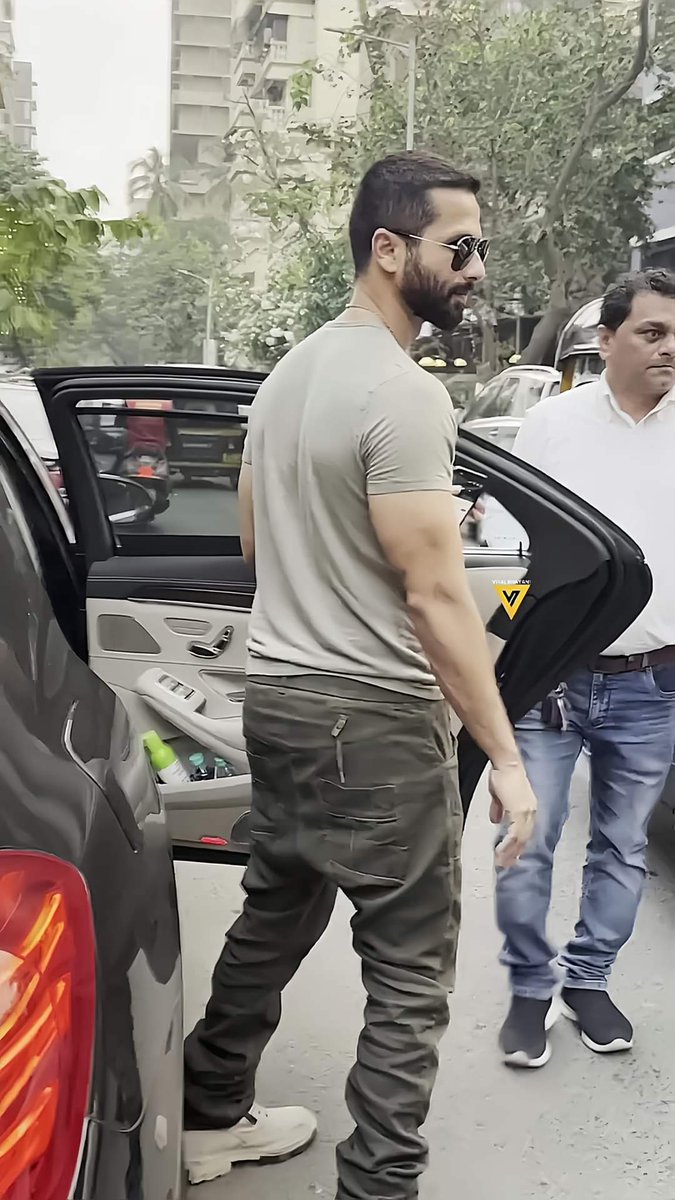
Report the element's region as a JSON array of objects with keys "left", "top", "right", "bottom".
[
  {"left": 174, "top": 16, "right": 231, "bottom": 48},
  {"left": 229, "top": 96, "right": 289, "bottom": 132},
  {"left": 172, "top": 75, "right": 231, "bottom": 107}
]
